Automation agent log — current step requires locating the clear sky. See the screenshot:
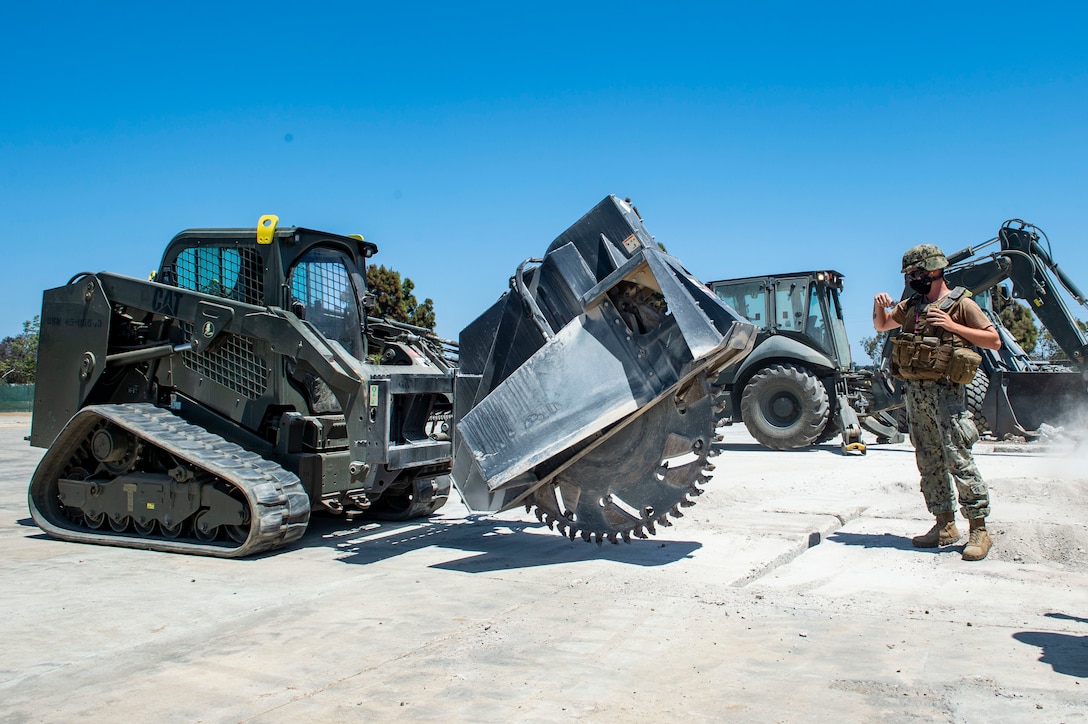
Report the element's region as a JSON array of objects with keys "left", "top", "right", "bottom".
[{"left": 4, "top": 2, "right": 1088, "bottom": 361}]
